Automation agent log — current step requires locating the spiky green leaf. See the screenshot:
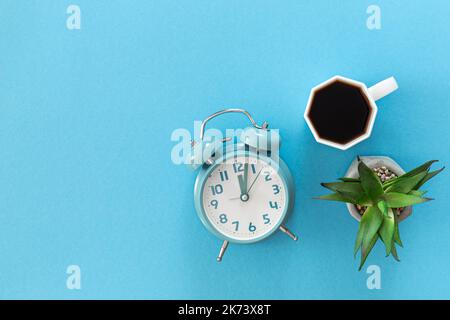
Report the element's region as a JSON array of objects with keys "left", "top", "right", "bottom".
[
  {"left": 359, "top": 233, "right": 379, "bottom": 271},
  {"left": 354, "top": 206, "right": 380, "bottom": 256},
  {"left": 402, "top": 160, "right": 438, "bottom": 178},
  {"left": 357, "top": 206, "right": 383, "bottom": 264},
  {"left": 385, "top": 171, "right": 427, "bottom": 194},
  {"left": 320, "top": 181, "right": 371, "bottom": 205},
  {"left": 383, "top": 192, "right": 432, "bottom": 208},
  {"left": 315, "top": 193, "right": 356, "bottom": 204},
  {"left": 391, "top": 242, "right": 400, "bottom": 262},
  {"left": 338, "top": 177, "right": 360, "bottom": 182},
  {"left": 408, "top": 190, "right": 427, "bottom": 197},
  {"left": 358, "top": 160, "right": 384, "bottom": 203},
  {"left": 393, "top": 213, "right": 403, "bottom": 247},
  {"left": 354, "top": 215, "right": 366, "bottom": 256},
  {"left": 377, "top": 200, "right": 389, "bottom": 217},
  {"left": 378, "top": 208, "right": 395, "bottom": 256},
  {"left": 382, "top": 176, "right": 402, "bottom": 189},
  {"left": 382, "top": 160, "right": 438, "bottom": 190},
  {"left": 321, "top": 182, "right": 364, "bottom": 194},
  {"left": 414, "top": 167, "right": 445, "bottom": 190}
]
